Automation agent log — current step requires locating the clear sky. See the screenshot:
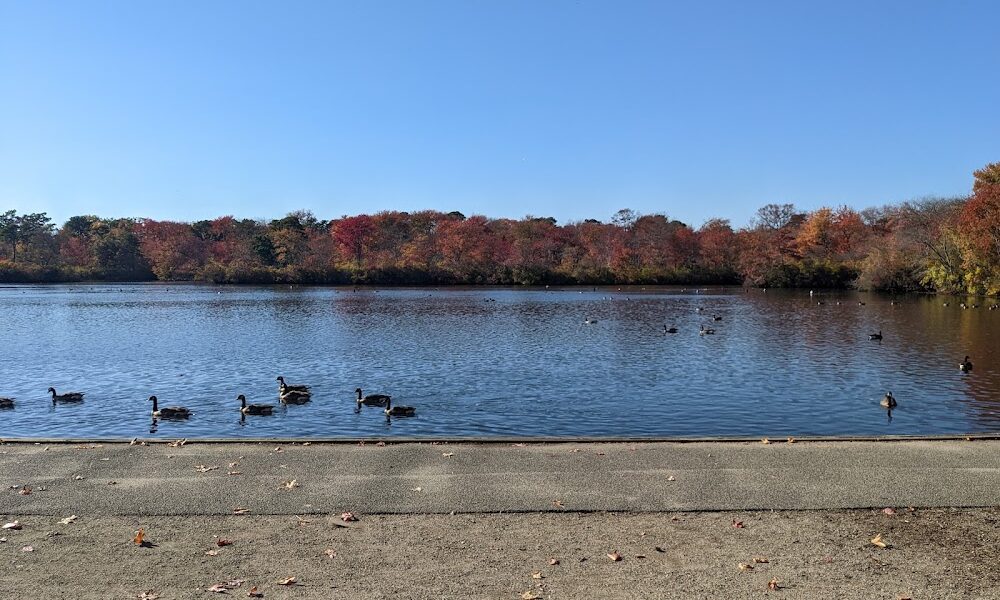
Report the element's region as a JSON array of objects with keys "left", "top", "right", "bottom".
[{"left": 1, "top": 1, "right": 997, "bottom": 228}]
